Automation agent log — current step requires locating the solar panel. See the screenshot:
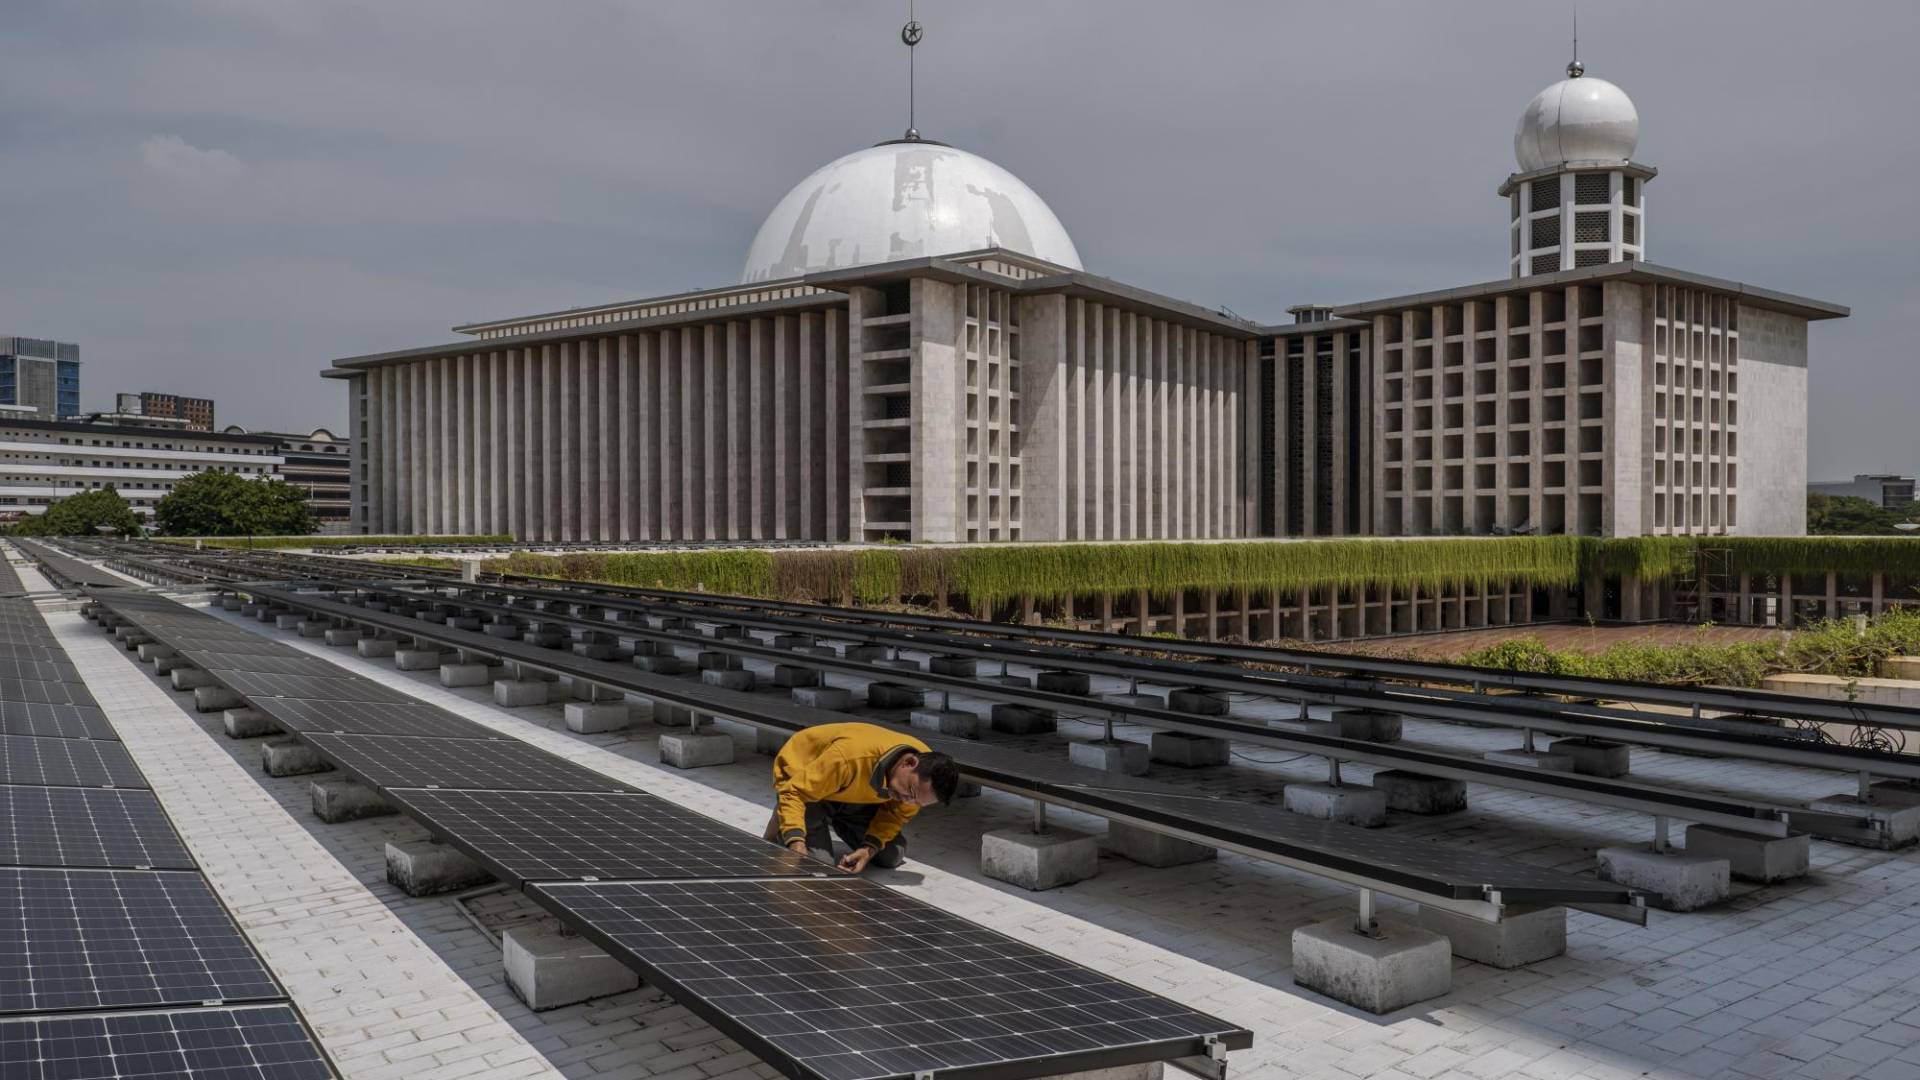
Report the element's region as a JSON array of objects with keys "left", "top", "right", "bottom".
[
  {"left": 0, "top": 736, "right": 146, "bottom": 789},
  {"left": 299, "top": 734, "right": 634, "bottom": 794},
  {"left": 0, "top": 786, "right": 194, "bottom": 870},
  {"left": 185, "top": 652, "right": 359, "bottom": 679},
  {"left": 0, "top": 659, "right": 83, "bottom": 684},
  {"left": 0, "top": 868, "right": 281, "bottom": 1014},
  {"left": 0, "top": 1004, "right": 335, "bottom": 1079},
  {"left": 0, "top": 701, "right": 117, "bottom": 741},
  {"left": 384, "top": 789, "right": 826, "bottom": 884},
  {"left": 532, "top": 877, "right": 1249, "bottom": 1080},
  {"left": 0, "top": 678, "right": 95, "bottom": 707},
  {"left": 209, "top": 671, "right": 416, "bottom": 706},
  {"left": 247, "top": 698, "right": 498, "bottom": 740}
]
